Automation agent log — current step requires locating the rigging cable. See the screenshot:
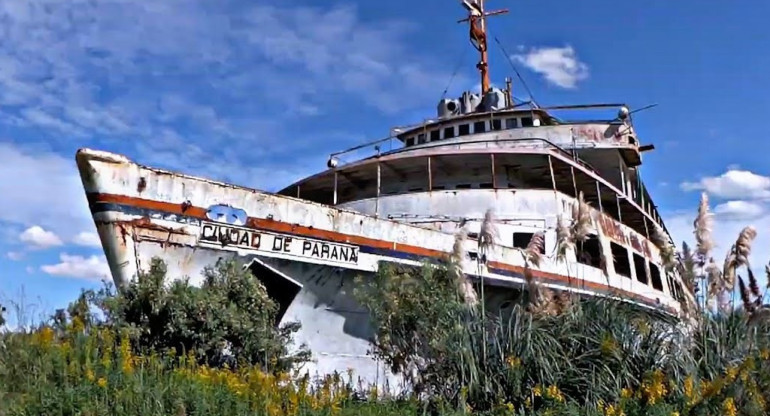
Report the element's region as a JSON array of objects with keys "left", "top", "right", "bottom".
[
  {"left": 440, "top": 45, "right": 469, "bottom": 99},
  {"left": 492, "top": 35, "right": 537, "bottom": 107}
]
